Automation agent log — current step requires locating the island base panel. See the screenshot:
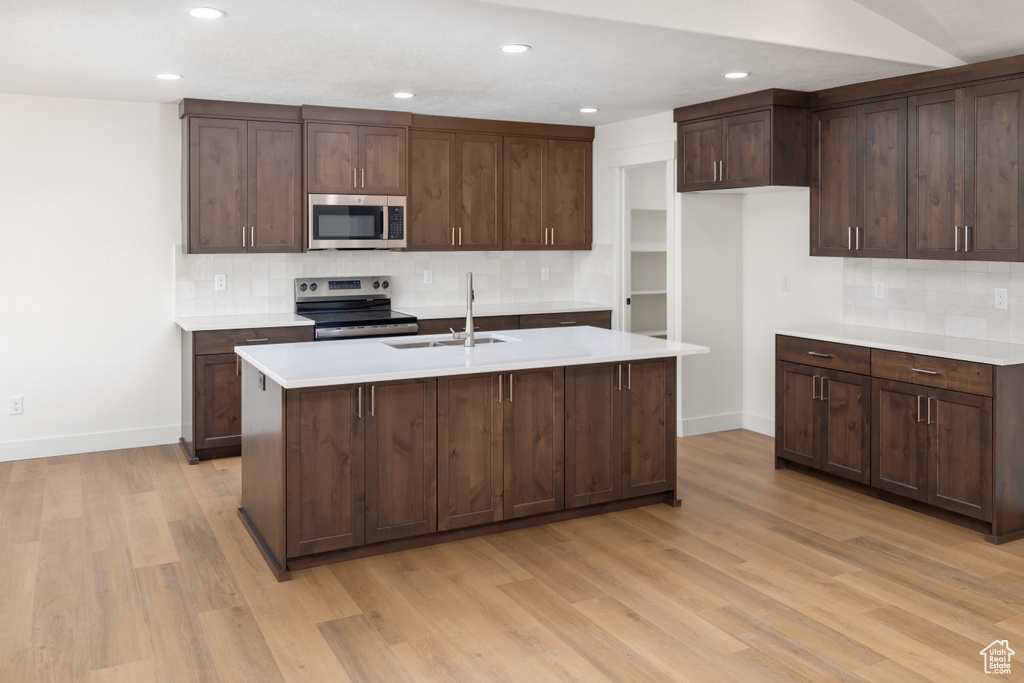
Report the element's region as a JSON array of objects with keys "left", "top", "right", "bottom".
[
  {"left": 238, "top": 507, "right": 292, "bottom": 582},
  {"left": 284, "top": 491, "right": 673, "bottom": 575}
]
